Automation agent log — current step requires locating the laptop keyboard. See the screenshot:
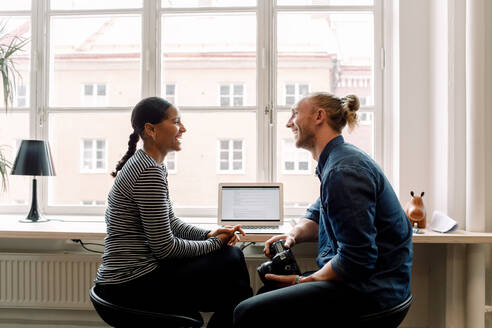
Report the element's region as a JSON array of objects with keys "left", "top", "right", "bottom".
[{"left": 242, "top": 225, "right": 280, "bottom": 230}]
